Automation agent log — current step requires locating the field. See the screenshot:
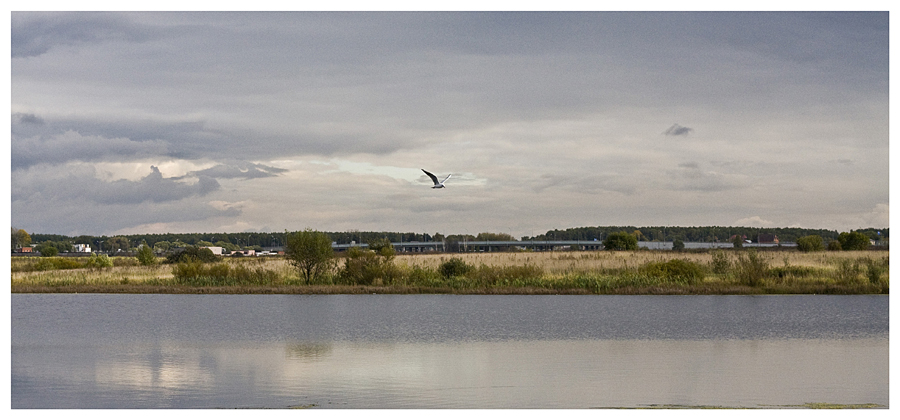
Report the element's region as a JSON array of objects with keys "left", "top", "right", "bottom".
[{"left": 10, "top": 249, "right": 889, "bottom": 294}]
